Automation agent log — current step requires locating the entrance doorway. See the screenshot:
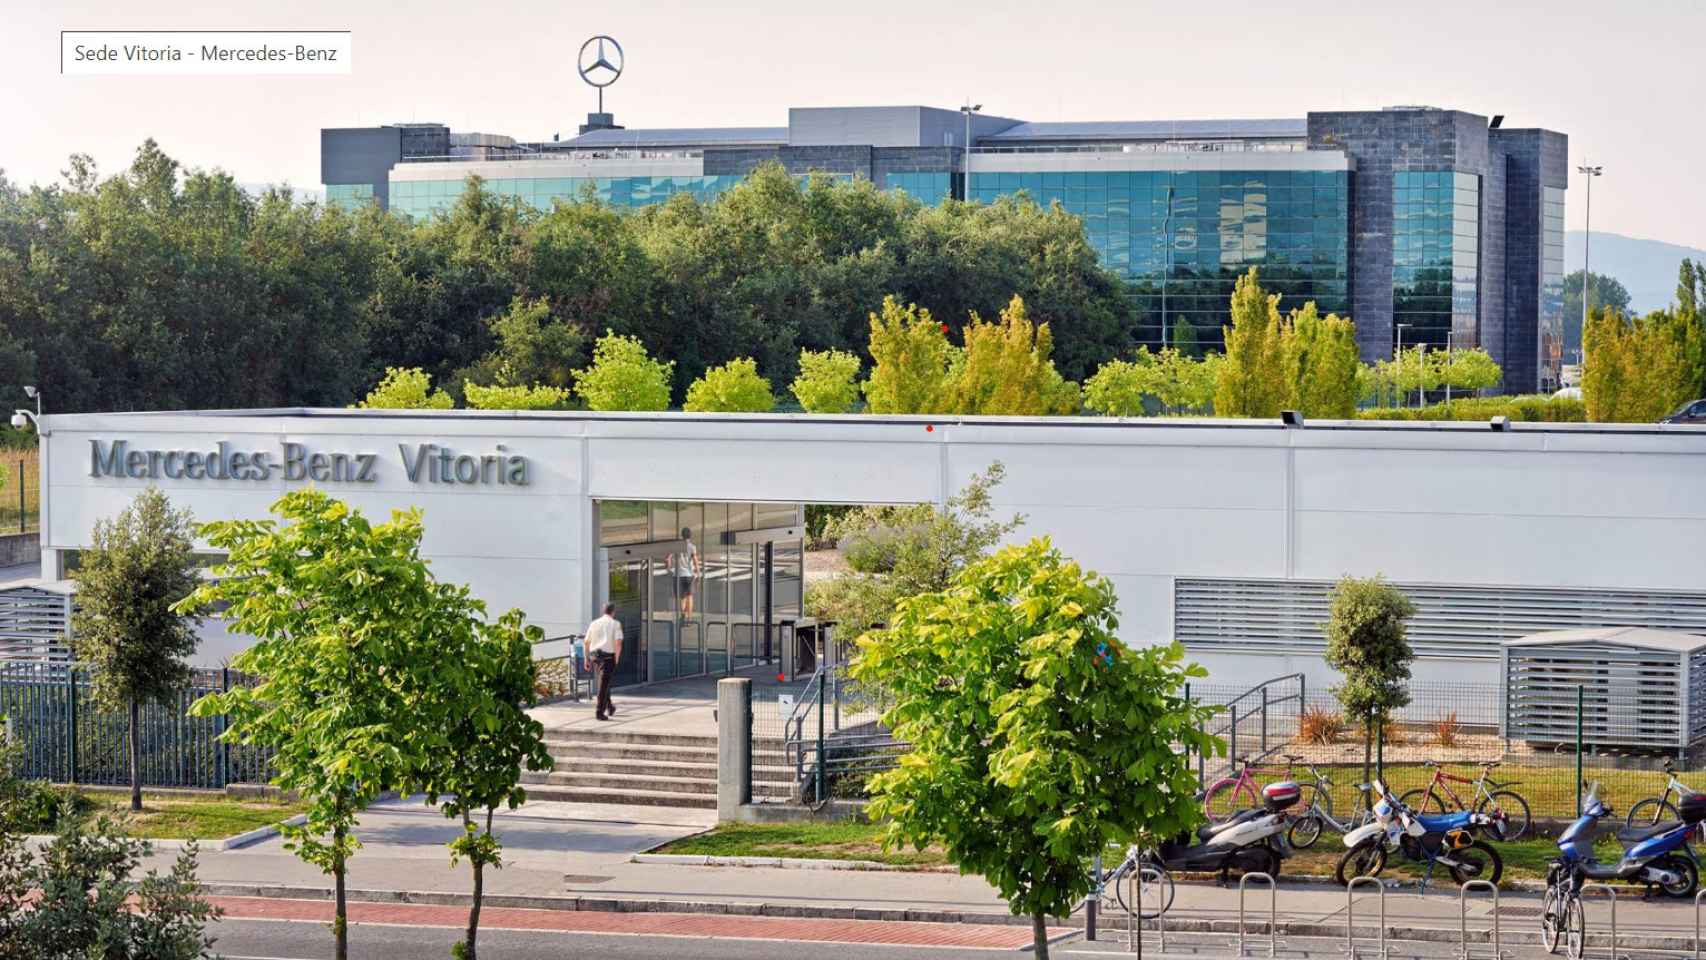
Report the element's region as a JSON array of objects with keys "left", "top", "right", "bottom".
[{"left": 597, "top": 500, "right": 803, "bottom": 688}]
